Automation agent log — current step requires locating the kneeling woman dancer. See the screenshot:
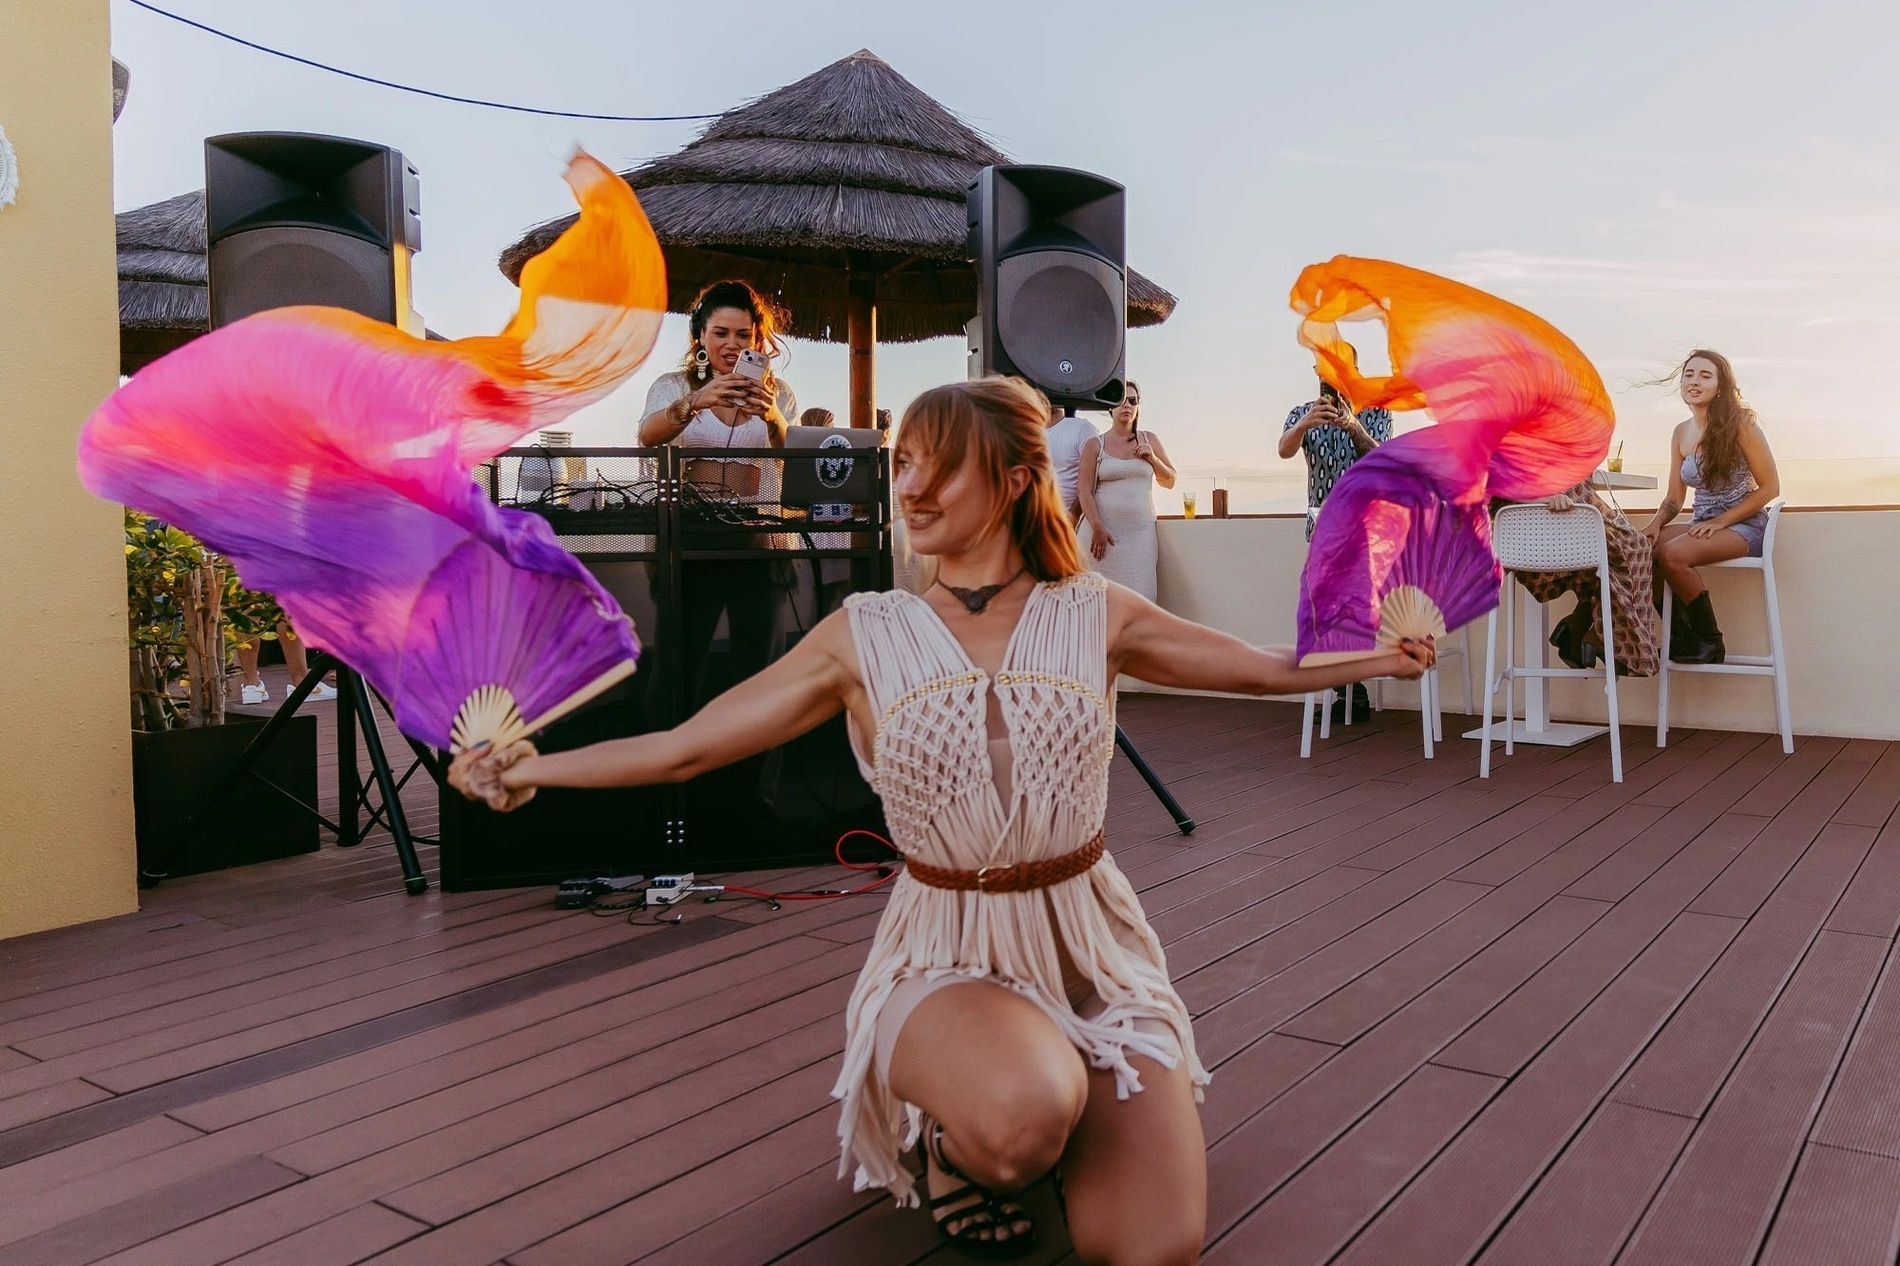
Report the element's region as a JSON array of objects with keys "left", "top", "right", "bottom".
[{"left": 451, "top": 378, "right": 1432, "bottom": 1265}]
